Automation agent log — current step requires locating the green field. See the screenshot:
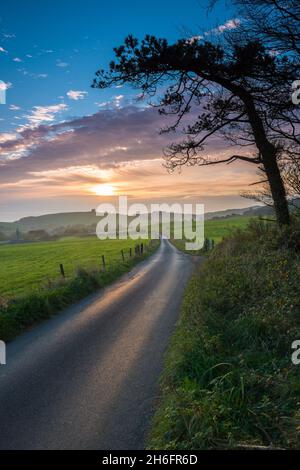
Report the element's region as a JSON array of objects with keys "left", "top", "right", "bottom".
[
  {"left": 0, "top": 236, "right": 148, "bottom": 299},
  {"left": 203, "top": 215, "right": 254, "bottom": 242},
  {"left": 0, "top": 216, "right": 255, "bottom": 299},
  {"left": 172, "top": 215, "right": 255, "bottom": 252}
]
